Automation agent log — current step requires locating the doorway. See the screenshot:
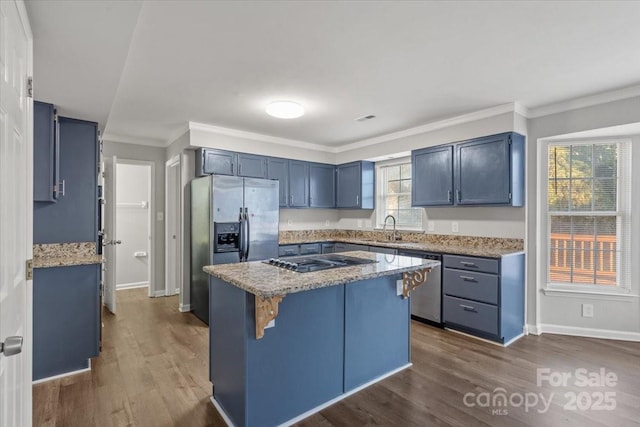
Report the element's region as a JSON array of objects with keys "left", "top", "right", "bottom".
[{"left": 115, "top": 161, "right": 153, "bottom": 294}]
